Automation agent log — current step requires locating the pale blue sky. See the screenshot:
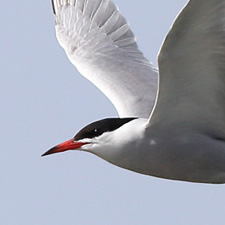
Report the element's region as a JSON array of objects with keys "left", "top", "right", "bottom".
[{"left": 1, "top": 0, "right": 225, "bottom": 224}]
